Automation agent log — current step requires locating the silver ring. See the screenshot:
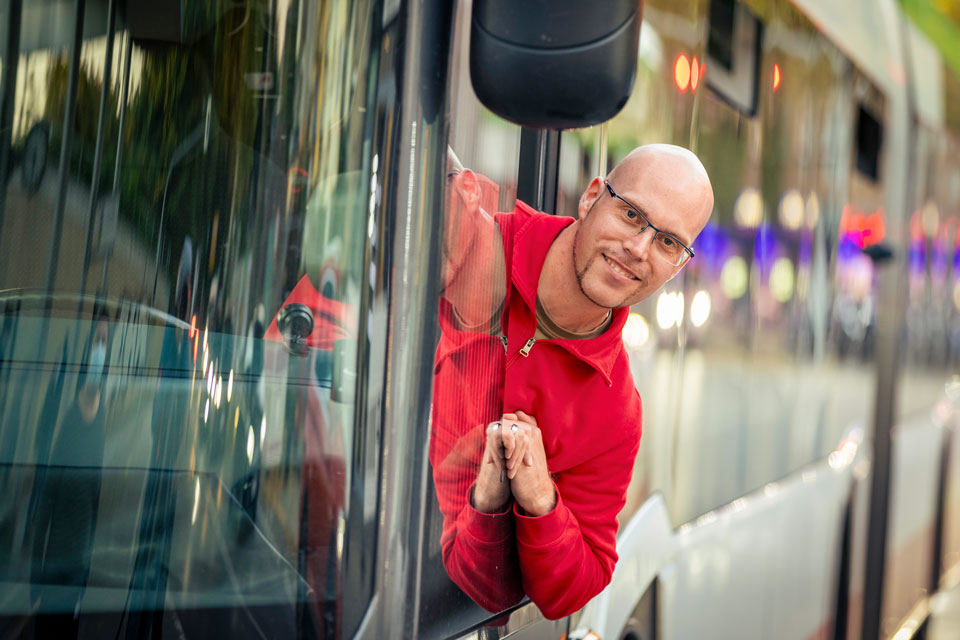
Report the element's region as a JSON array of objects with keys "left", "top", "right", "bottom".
[
  {"left": 511, "top": 424, "right": 519, "bottom": 433},
  {"left": 492, "top": 422, "right": 500, "bottom": 431}
]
